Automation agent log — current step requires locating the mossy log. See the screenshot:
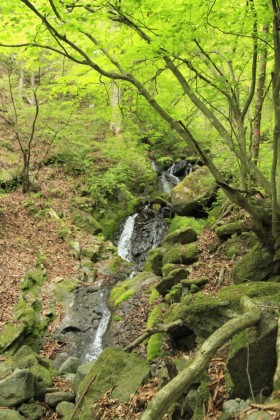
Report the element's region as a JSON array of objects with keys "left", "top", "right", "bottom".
[
  {"left": 124, "top": 320, "right": 183, "bottom": 353},
  {"left": 141, "top": 296, "right": 261, "bottom": 420}
]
